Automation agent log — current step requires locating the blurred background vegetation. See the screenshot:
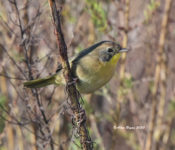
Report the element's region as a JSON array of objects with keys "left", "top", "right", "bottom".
[{"left": 0, "top": 0, "right": 175, "bottom": 150}]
